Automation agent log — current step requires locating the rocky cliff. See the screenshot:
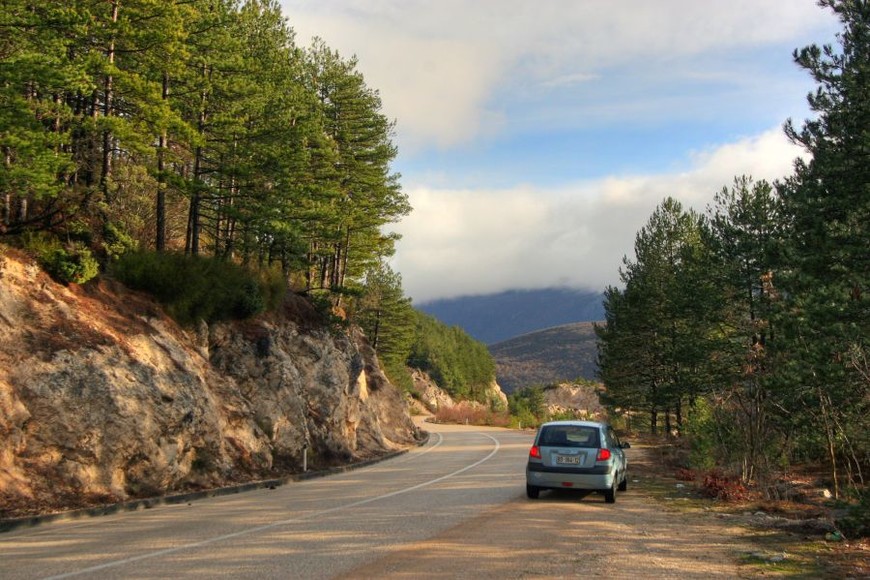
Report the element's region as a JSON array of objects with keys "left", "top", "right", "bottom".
[{"left": 0, "top": 248, "right": 420, "bottom": 519}]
